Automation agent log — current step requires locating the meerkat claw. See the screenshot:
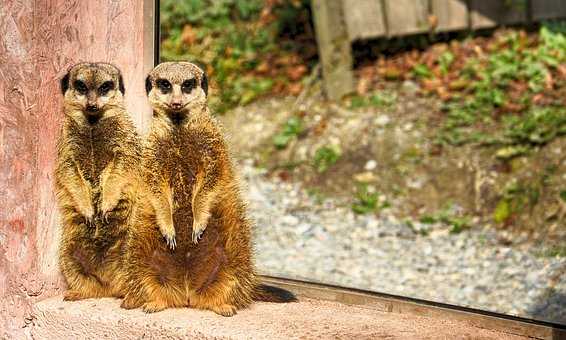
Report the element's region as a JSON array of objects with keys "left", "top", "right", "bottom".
[
  {"left": 164, "top": 234, "right": 176, "bottom": 250},
  {"left": 192, "top": 229, "right": 204, "bottom": 244}
]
